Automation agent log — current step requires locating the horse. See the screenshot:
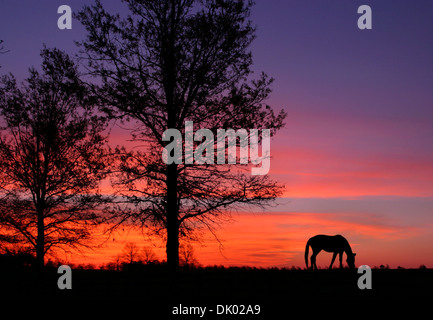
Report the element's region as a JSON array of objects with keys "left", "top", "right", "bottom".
[{"left": 305, "top": 234, "right": 356, "bottom": 270}]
